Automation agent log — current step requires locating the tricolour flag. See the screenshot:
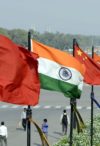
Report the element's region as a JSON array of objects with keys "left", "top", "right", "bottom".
[
  {"left": 74, "top": 41, "right": 100, "bottom": 85},
  {"left": 31, "top": 40, "right": 85, "bottom": 99},
  {"left": 0, "top": 35, "right": 40, "bottom": 105}
]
